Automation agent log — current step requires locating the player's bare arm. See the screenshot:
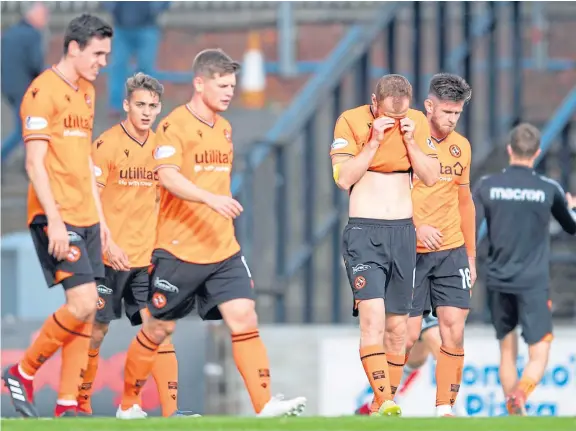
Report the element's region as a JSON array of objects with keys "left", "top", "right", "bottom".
[
  {"left": 158, "top": 166, "right": 243, "bottom": 219},
  {"left": 26, "top": 140, "right": 69, "bottom": 260},
  {"left": 332, "top": 117, "right": 395, "bottom": 190},
  {"left": 458, "top": 184, "right": 477, "bottom": 285},
  {"left": 401, "top": 117, "right": 440, "bottom": 186}
]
